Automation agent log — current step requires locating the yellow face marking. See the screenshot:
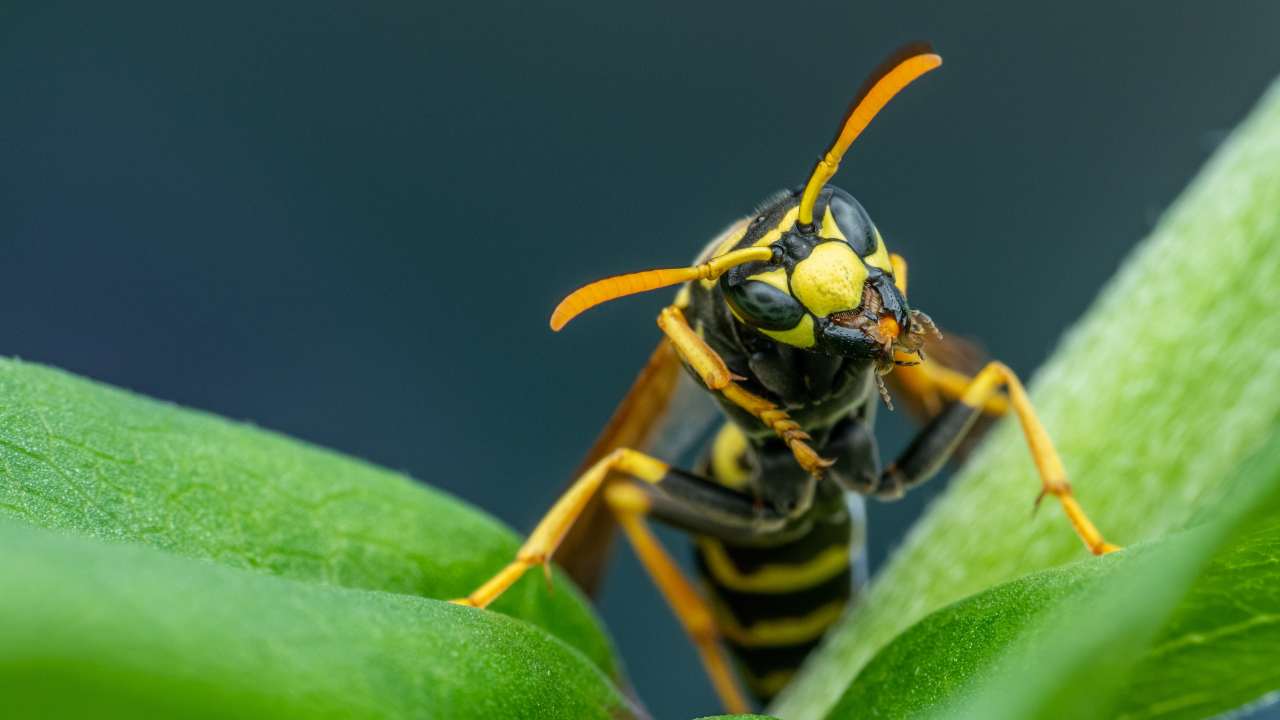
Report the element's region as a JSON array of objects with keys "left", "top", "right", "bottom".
[
  {"left": 750, "top": 206, "right": 801, "bottom": 248},
  {"left": 722, "top": 267, "right": 818, "bottom": 349},
  {"left": 711, "top": 596, "right": 849, "bottom": 647},
  {"left": 820, "top": 205, "right": 847, "bottom": 243},
  {"left": 865, "top": 226, "right": 893, "bottom": 272},
  {"left": 790, "top": 241, "right": 867, "bottom": 317},
  {"left": 697, "top": 538, "right": 850, "bottom": 593},
  {"left": 761, "top": 314, "right": 815, "bottom": 349},
  {"left": 710, "top": 424, "right": 751, "bottom": 491}
]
